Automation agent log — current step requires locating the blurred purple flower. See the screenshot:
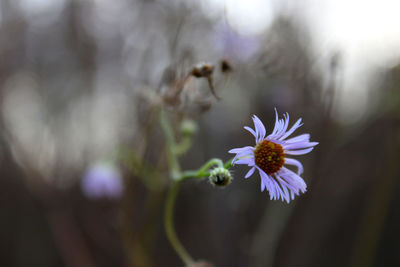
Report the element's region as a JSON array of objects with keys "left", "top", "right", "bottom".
[
  {"left": 81, "top": 163, "right": 123, "bottom": 200},
  {"left": 229, "top": 110, "right": 318, "bottom": 203},
  {"left": 213, "top": 24, "right": 260, "bottom": 62}
]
